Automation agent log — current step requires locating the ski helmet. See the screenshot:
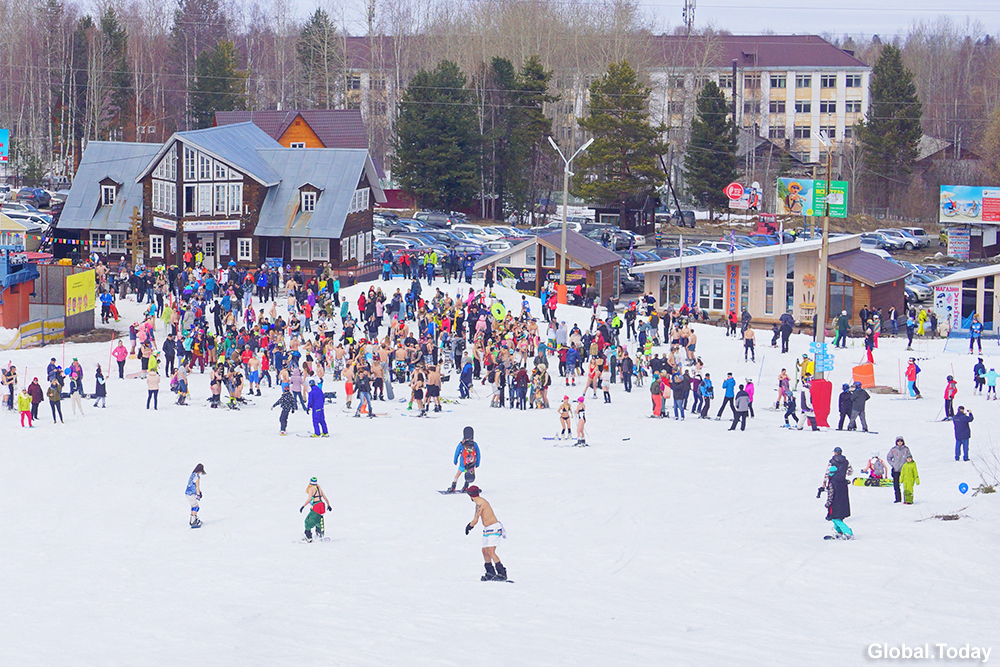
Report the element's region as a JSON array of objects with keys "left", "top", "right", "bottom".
[{"left": 463, "top": 426, "right": 474, "bottom": 440}]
